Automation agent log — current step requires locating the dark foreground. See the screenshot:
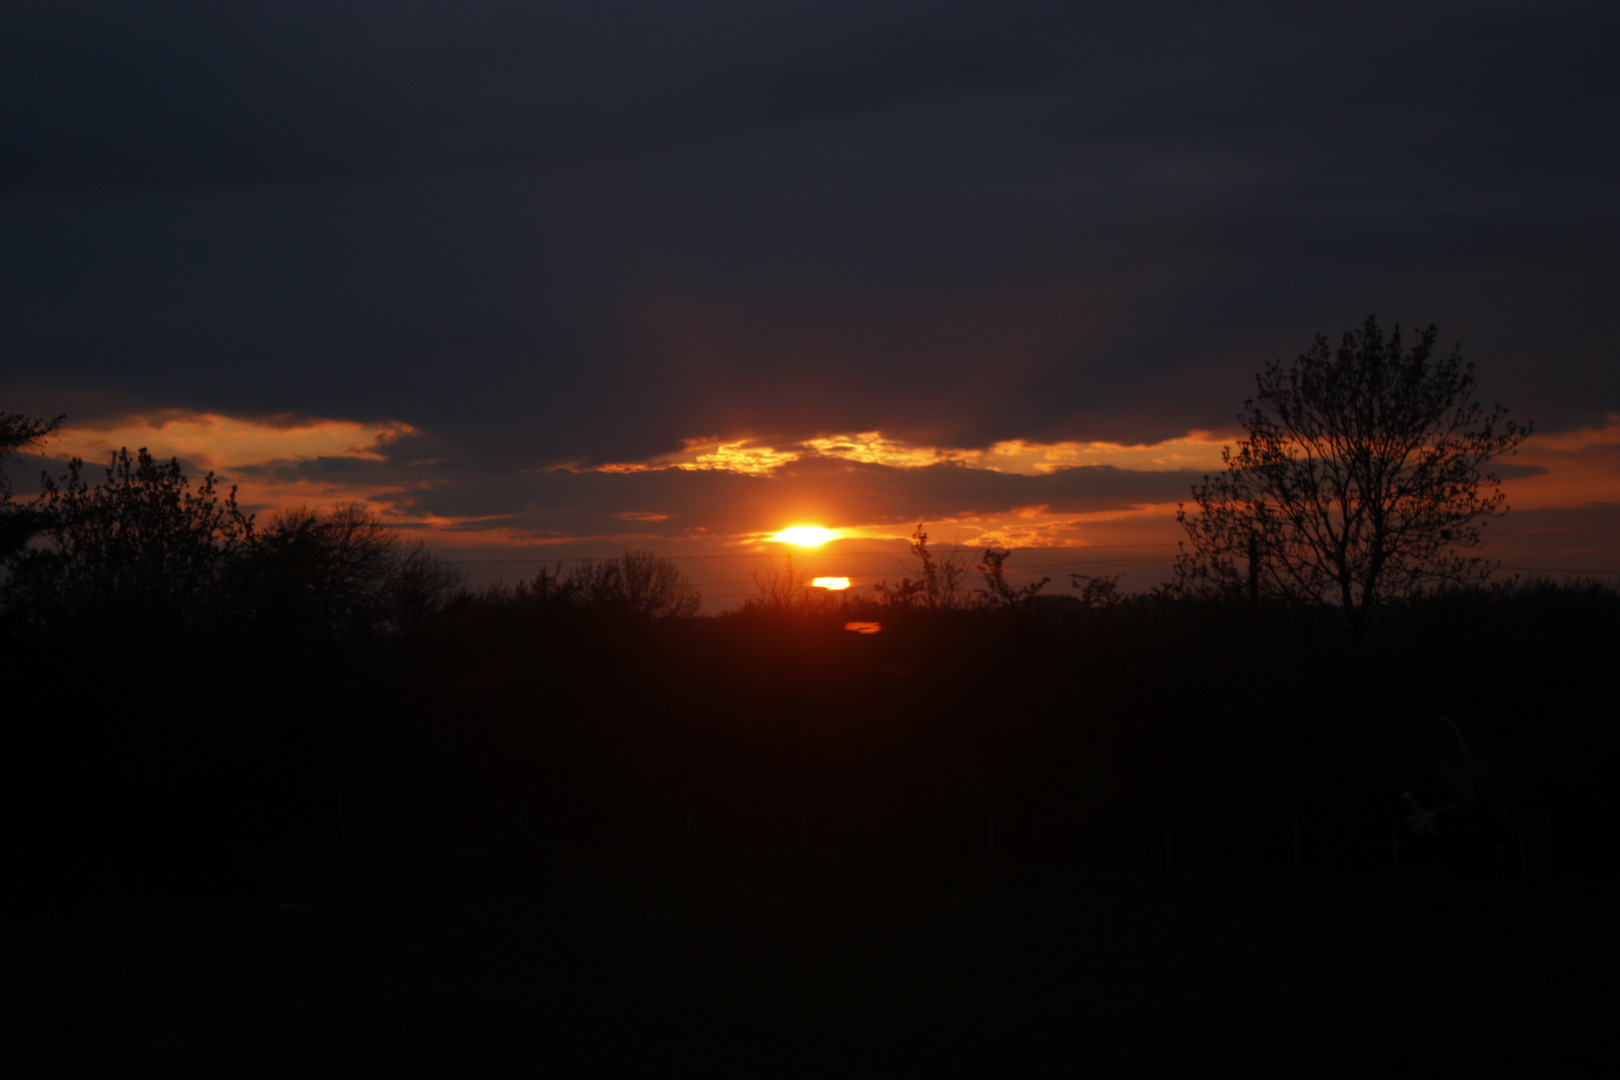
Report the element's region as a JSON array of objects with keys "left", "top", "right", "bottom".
[{"left": 11, "top": 848, "right": 1616, "bottom": 1078}]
